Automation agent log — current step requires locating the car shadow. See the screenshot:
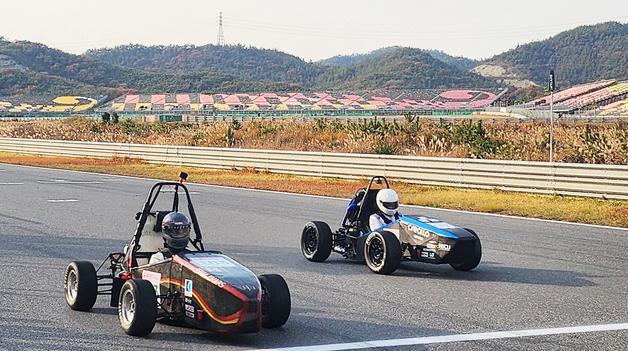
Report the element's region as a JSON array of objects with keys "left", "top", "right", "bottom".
[
  {"left": 394, "top": 261, "right": 599, "bottom": 287},
  {"left": 219, "top": 244, "right": 600, "bottom": 288}
]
